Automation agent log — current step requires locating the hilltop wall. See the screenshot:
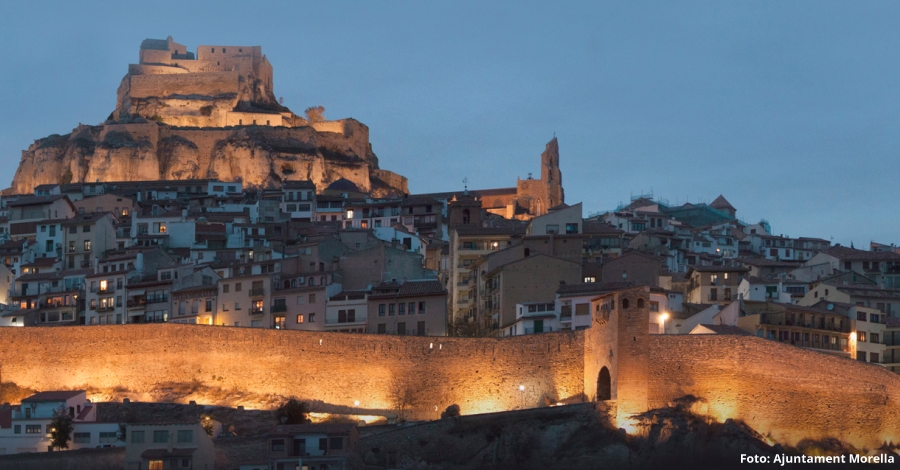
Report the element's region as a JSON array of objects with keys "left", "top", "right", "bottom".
[
  {"left": 648, "top": 334, "right": 900, "bottom": 448},
  {"left": 0, "top": 325, "right": 585, "bottom": 416}
]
